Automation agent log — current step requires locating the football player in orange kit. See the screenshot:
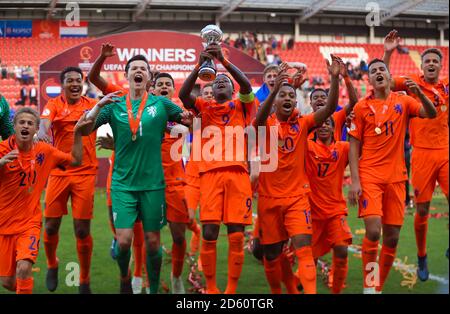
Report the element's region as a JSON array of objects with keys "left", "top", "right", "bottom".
[
  {"left": 383, "top": 29, "right": 449, "bottom": 281},
  {"left": 179, "top": 43, "right": 256, "bottom": 294},
  {"left": 253, "top": 54, "right": 343, "bottom": 294},
  {"left": 348, "top": 58, "right": 437, "bottom": 293},
  {"left": 38, "top": 67, "right": 98, "bottom": 294},
  {"left": 153, "top": 72, "right": 197, "bottom": 293},
  {"left": 184, "top": 84, "right": 213, "bottom": 258},
  {"left": 0, "top": 107, "right": 86, "bottom": 294},
  {"left": 306, "top": 117, "right": 352, "bottom": 294},
  {"left": 309, "top": 59, "right": 358, "bottom": 141}
]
